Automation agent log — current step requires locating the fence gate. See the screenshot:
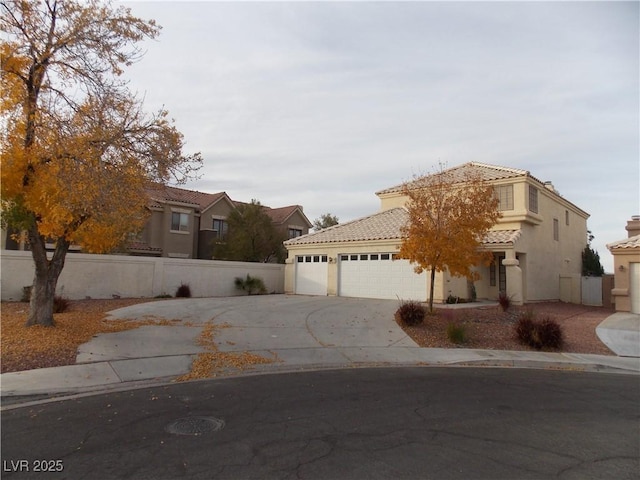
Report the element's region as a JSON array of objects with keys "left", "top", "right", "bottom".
[{"left": 581, "top": 276, "right": 603, "bottom": 306}]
